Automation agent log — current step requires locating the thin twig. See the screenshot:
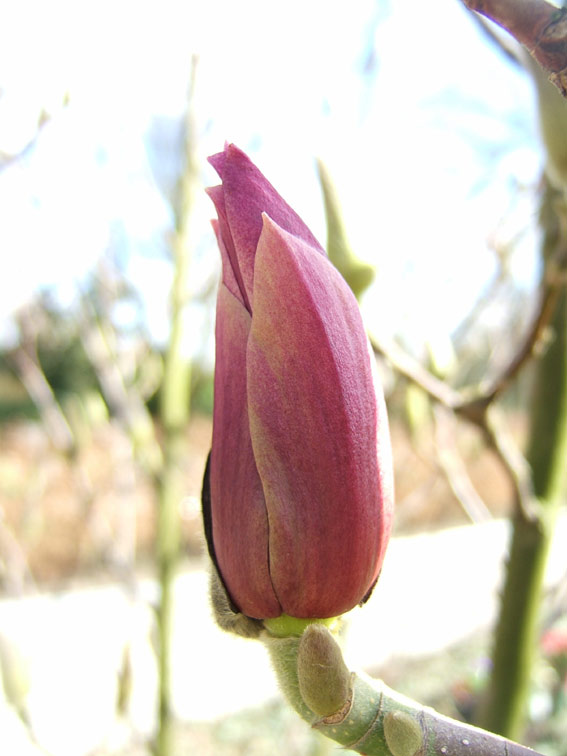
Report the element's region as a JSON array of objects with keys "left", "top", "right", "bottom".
[
  {"left": 371, "top": 231, "right": 566, "bottom": 522},
  {"left": 372, "top": 334, "right": 540, "bottom": 520},
  {"left": 433, "top": 404, "right": 493, "bottom": 523},
  {"left": 0, "top": 93, "right": 70, "bottom": 174},
  {"left": 10, "top": 308, "right": 74, "bottom": 453},
  {"left": 372, "top": 336, "right": 463, "bottom": 409},
  {"left": 459, "top": 243, "right": 567, "bottom": 408}
]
